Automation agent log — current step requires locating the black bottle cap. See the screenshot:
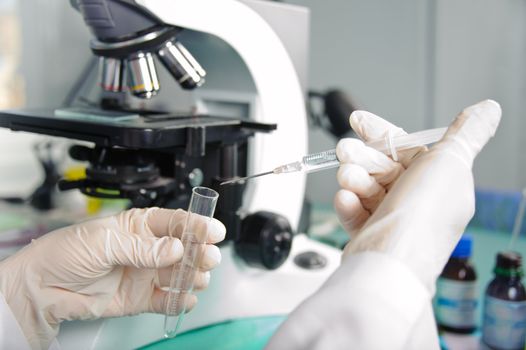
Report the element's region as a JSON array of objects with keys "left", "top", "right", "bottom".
[
  {"left": 494, "top": 251, "right": 523, "bottom": 277},
  {"left": 496, "top": 251, "right": 522, "bottom": 269}
]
